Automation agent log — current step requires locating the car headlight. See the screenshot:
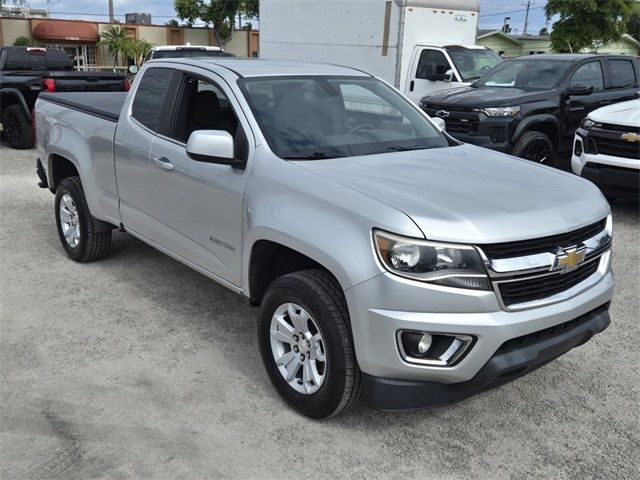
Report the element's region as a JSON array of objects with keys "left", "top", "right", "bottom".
[
  {"left": 580, "top": 117, "right": 599, "bottom": 130},
  {"left": 373, "top": 230, "right": 491, "bottom": 290},
  {"left": 481, "top": 106, "right": 520, "bottom": 117}
]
